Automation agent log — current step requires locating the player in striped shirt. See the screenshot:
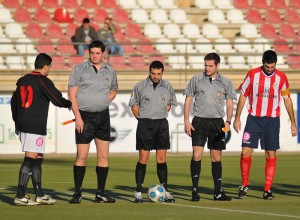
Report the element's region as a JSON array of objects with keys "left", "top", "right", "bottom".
[{"left": 233, "top": 50, "right": 297, "bottom": 200}]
